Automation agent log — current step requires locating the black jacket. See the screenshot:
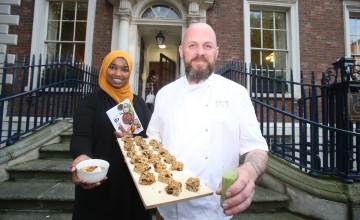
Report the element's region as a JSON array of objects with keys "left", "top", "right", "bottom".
[{"left": 70, "top": 90, "right": 152, "bottom": 220}]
